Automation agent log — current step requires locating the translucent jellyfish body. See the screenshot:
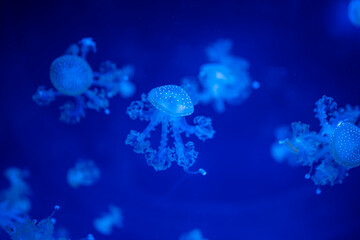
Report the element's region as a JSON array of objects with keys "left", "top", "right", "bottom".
[
  {"left": 33, "top": 38, "right": 136, "bottom": 124},
  {"left": 330, "top": 122, "right": 360, "bottom": 168},
  {"left": 272, "top": 96, "right": 360, "bottom": 193},
  {"left": 93, "top": 205, "right": 123, "bottom": 235},
  {"left": 50, "top": 55, "right": 93, "bottom": 96},
  {"left": 126, "top": 85, "right": 215, "bottom": 174},
  {"left": 67, "top": 159, "right": 100, "bottom": 188},
  {"left": 349, "top": 0, "right": 360, "bottom": 27},
  {"left": 182, "top": 39, "right": 259, "bottom": 113}
]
